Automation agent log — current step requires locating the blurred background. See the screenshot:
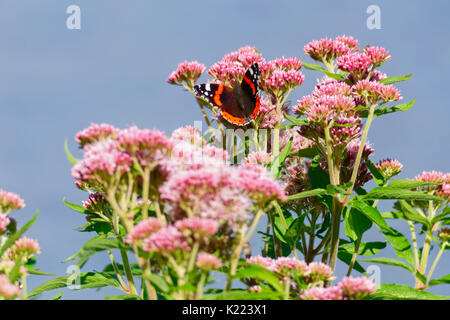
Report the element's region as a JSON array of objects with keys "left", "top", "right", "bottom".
[{"left": 1, "top": 0, "right": 449, "bottom": 299}]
